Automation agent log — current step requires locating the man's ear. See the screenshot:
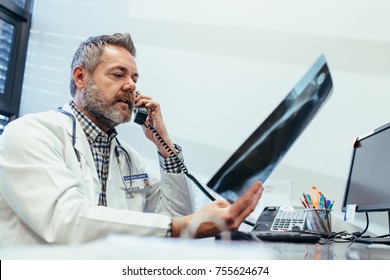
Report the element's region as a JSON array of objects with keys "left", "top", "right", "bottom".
[{"left": 72, "top": 66, "right": 88, "bottom": 89}]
